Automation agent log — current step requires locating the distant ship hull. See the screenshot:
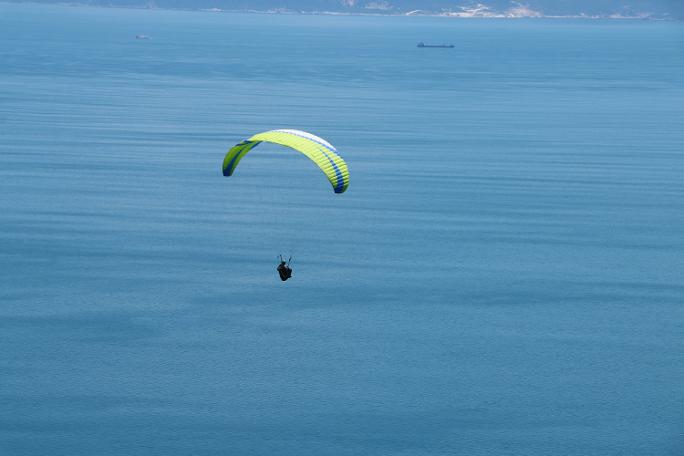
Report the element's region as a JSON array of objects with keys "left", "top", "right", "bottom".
[{"left": 417, "top": 42, "right": 454, "bottom": 48}]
